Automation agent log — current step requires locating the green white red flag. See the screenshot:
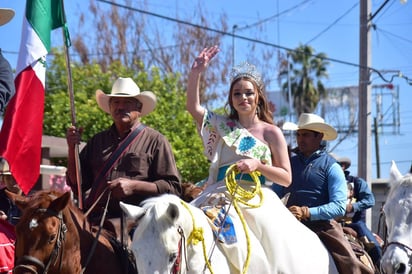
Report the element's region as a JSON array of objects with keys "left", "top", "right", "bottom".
[{"left": 0, "top": 0, "right": 69, "bottom": 194}]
